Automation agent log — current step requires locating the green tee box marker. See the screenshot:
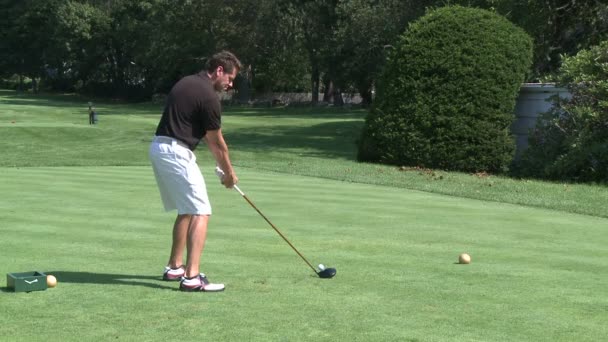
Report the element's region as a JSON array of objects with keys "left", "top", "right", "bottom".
[{"left": 7, "top": 271, "right": 48, "bottom": 292}]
